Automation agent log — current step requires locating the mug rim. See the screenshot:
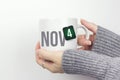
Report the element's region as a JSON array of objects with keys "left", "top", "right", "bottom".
[{"left": 39, "top": 18, "right": 78, "bottom": 21}]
